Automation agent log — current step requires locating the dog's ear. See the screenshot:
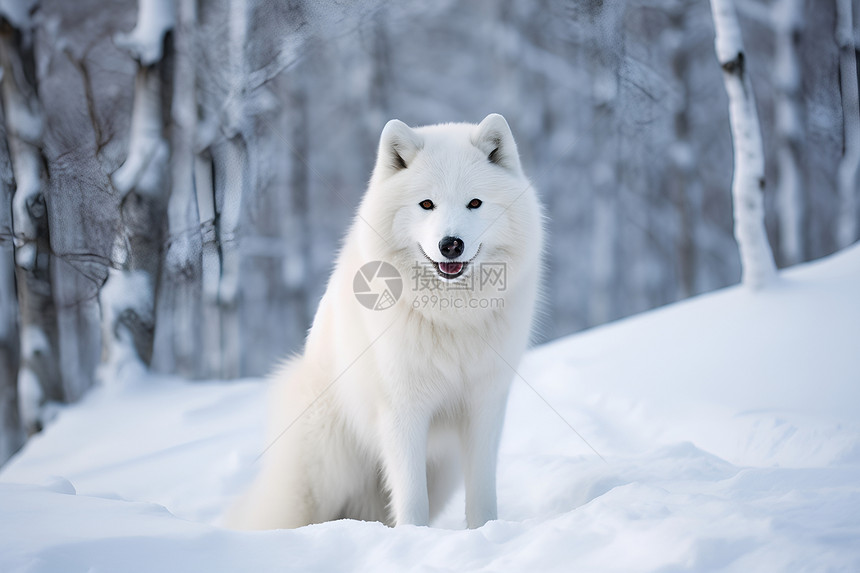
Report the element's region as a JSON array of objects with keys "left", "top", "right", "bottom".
[
  {"left": 376, "top": 119, "right": 423, "bottom": 177},
  {"left": 472, "top": 114, "right": 521, "bottom": 173}
]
